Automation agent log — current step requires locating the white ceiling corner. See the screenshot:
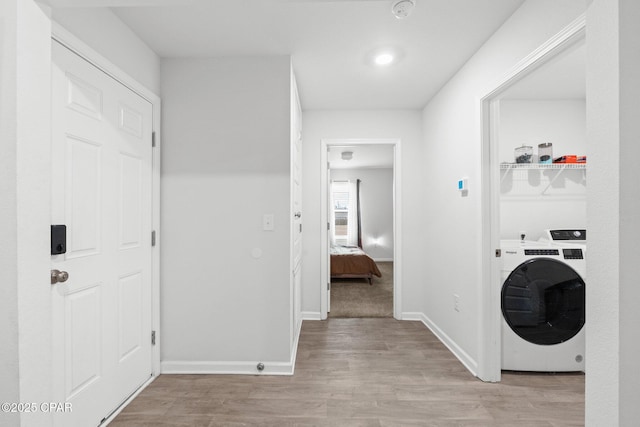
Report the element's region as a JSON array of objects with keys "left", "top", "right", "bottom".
[{"left": 60, "top": 0, "right": 527, "bottom": 110}]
